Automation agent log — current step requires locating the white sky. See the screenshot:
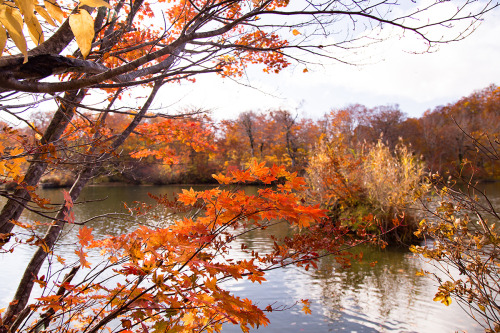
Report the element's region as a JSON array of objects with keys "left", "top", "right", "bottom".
[{"left": 153, "top": 6, "right": 500, "bottom": 120}]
